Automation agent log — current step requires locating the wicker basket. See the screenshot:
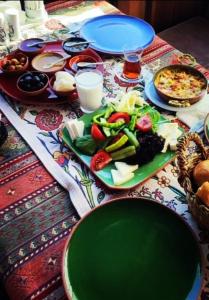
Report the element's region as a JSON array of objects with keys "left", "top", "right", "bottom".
[{"left": 176, "top": 132, "right": 209, "bottom": 229}]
